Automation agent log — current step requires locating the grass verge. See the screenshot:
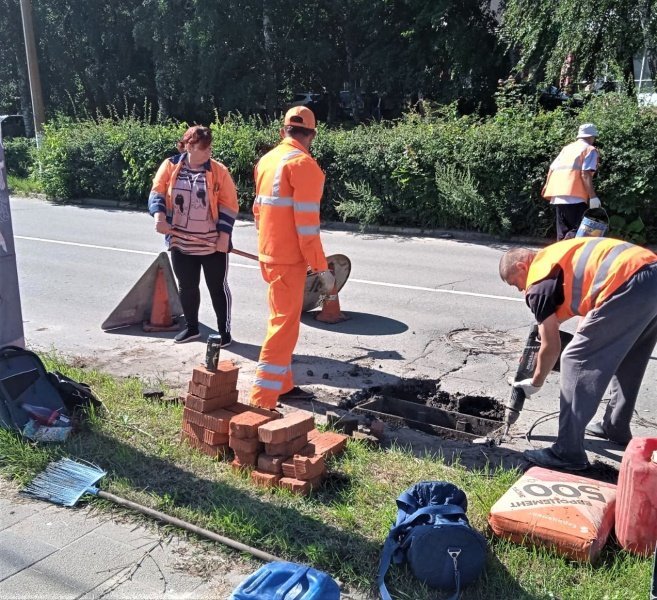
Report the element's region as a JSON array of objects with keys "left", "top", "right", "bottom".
[{"left": 0, "top": 354, "right": 652, "bottom": 599}]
